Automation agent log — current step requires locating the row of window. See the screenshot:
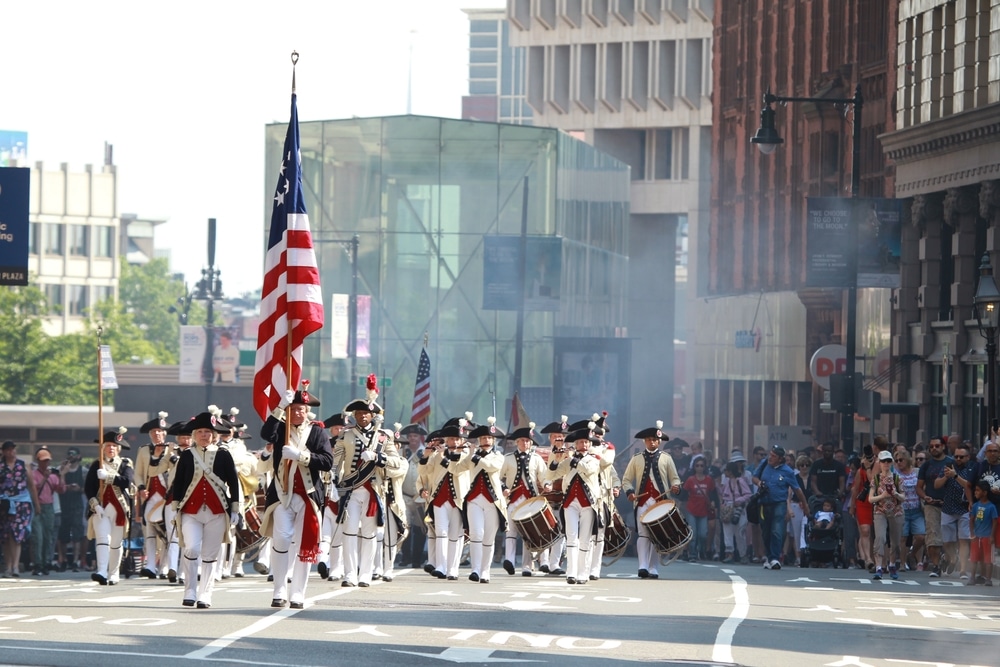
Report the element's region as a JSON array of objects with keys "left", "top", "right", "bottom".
[
  {"left": 509, "top": 0, "right": 713, "bottom": 32},
  {"left": 28, "top": 222, "right": 115, "bottom": 258},
  {"left": 40, "top": 283, "right": 114, "bottom": 316}
]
